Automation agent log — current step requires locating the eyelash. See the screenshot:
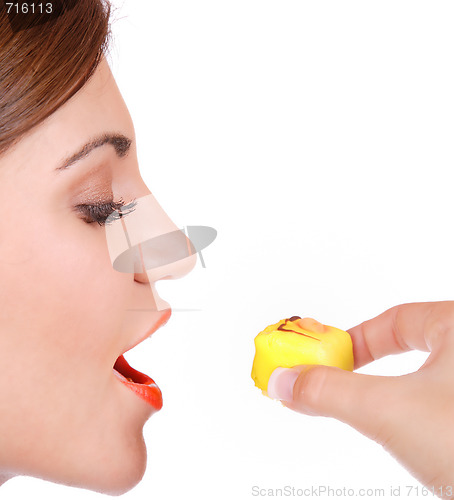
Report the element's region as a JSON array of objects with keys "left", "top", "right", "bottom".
[{"left": 76, "top": 198, "right": 138, "bottom": 226}]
